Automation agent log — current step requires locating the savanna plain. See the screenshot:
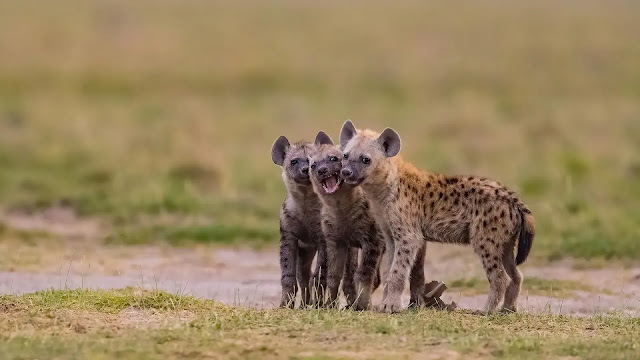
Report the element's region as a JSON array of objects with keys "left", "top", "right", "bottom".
[{"left": 1, "top": 1, "right": 639, "bottom": 359}]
